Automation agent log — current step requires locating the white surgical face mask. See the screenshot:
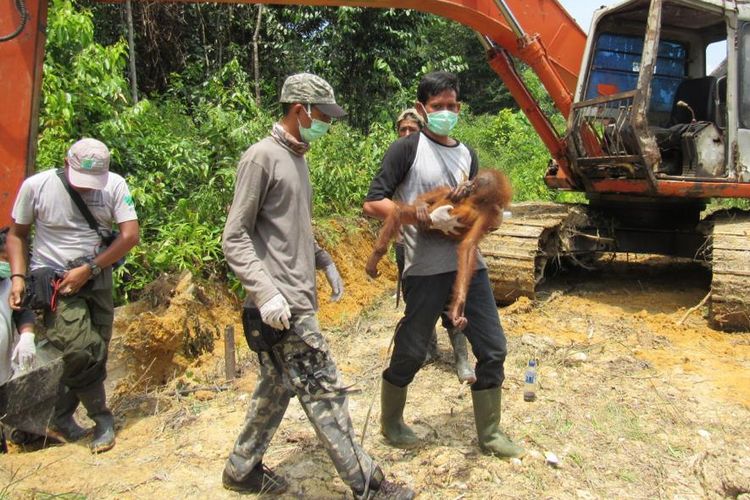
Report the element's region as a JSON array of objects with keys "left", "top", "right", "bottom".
[
  {"left": 298, "top": 105, "right": 331, "bottom": 143},
  {"left": 425, "top": 110, "right": 459, "bottom": 136}
]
